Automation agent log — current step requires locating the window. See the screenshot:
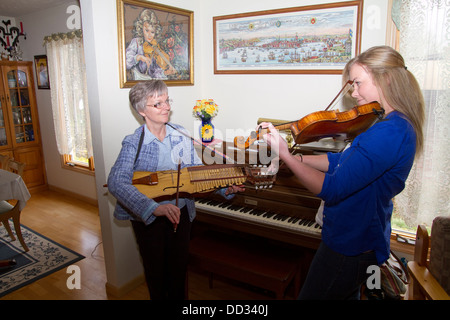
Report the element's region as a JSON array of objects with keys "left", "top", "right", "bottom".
[
  {"left": 388, "top": 0, "right": 450, "bottom": 235},
  {"left": 44, "top": 30, "right": 94, "bottom": 174}
]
